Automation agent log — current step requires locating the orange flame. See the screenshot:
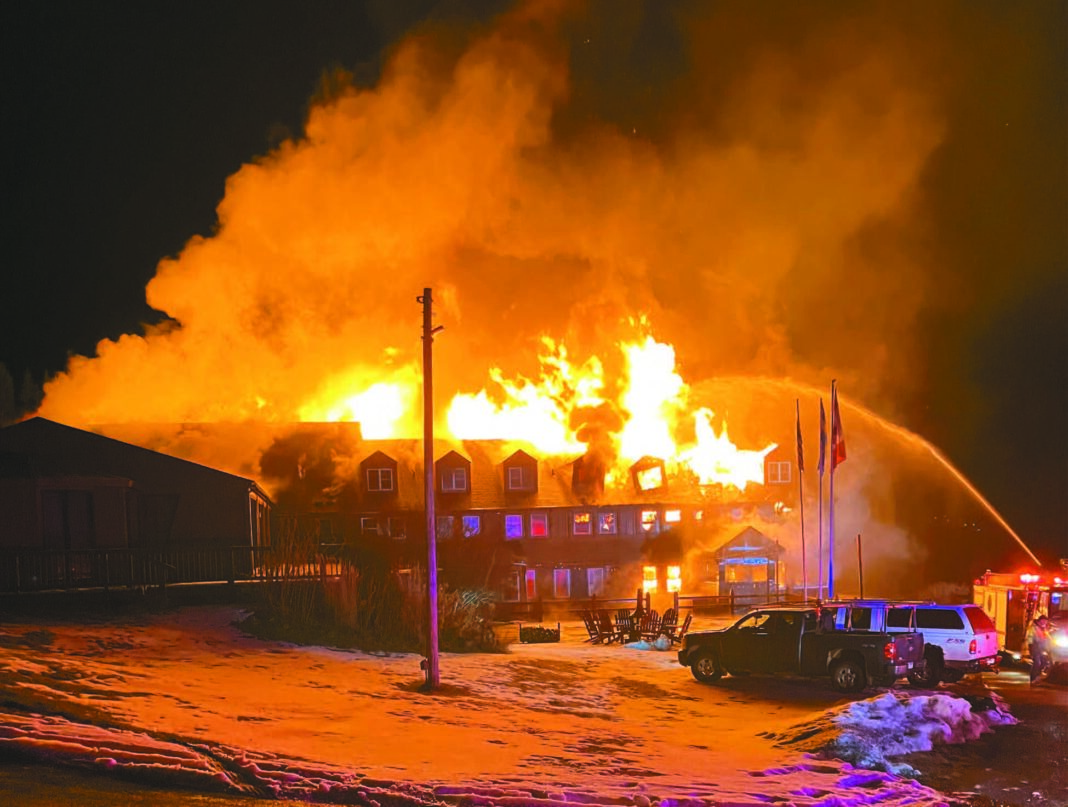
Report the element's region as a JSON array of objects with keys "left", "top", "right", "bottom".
[{"left": 438, "top": 327, "right": 775, "bottom": 490}]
